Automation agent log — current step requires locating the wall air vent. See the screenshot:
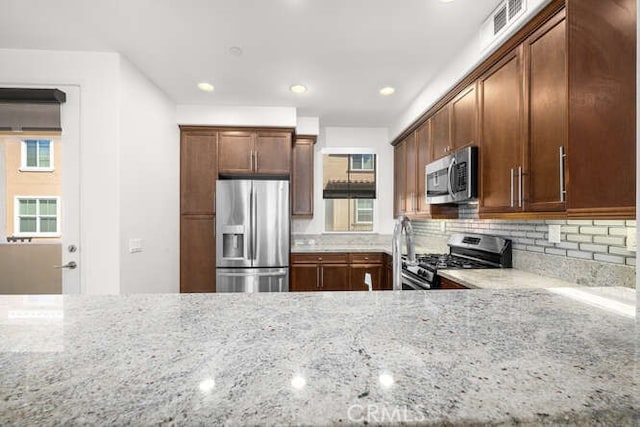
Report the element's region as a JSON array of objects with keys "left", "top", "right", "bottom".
[
  {"left": 480, "top": 0, "right": 528, "bottom": 49},
  {"left": 493, "top": 4, "right": 508, "bottom": 35}
]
